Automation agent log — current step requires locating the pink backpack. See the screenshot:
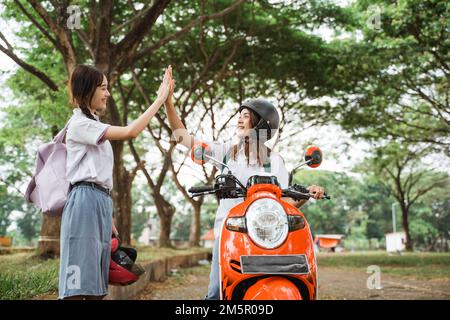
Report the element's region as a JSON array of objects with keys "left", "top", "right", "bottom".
[{"left": 24, "top": 121, "right": 74, "bottom": 216}]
